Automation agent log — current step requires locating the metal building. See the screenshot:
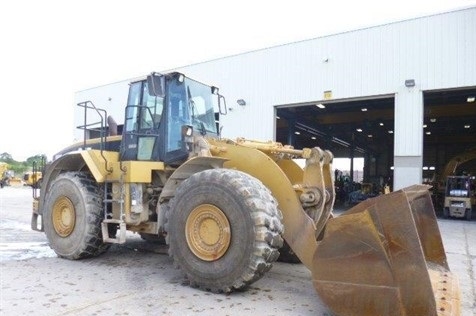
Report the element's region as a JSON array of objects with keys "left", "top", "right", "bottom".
[{"left": 75, "top": 7, "right": 476, "bottom": 191}]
